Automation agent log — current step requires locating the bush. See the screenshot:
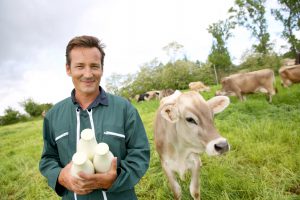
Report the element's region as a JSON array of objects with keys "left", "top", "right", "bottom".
[
  {"left": 237, "top": 52, "right": 281, "bottom": 74},
  {"left": 20, "top": 98, "right": 53, "bottom": 117},
  {"left": 0, "top": 107, "right": 27, "bottom": 125}
]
